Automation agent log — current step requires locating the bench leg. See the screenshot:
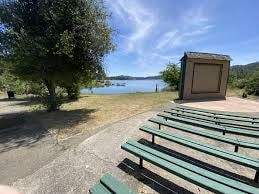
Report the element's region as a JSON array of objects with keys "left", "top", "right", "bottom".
[
  {"left": 234, "top": 145, "right": 238, "bottom": 152},
  {"left": 158, "top": 124, "right": 161, "bottom": 130},
  {"left": 139, "top": 158, "right": 143, "bottom": 169},
  {"left": 152, "top": 135, "right": 155, "bottom": 144},
  {"left": 254, "top": 170, "right": 259, "bottom": 182},
  {"left": 165, "top": 117, "right": 167, "bottom": 121},
  {"left": 222, "top": 131, "right": 225, "bottom": 135}
]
